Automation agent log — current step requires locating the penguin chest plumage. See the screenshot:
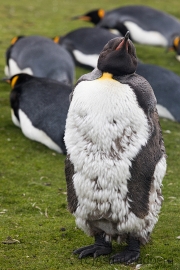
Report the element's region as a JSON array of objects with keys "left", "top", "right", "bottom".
[{"left": 65, "top": 76, "right": 152, "bottom": 238}]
